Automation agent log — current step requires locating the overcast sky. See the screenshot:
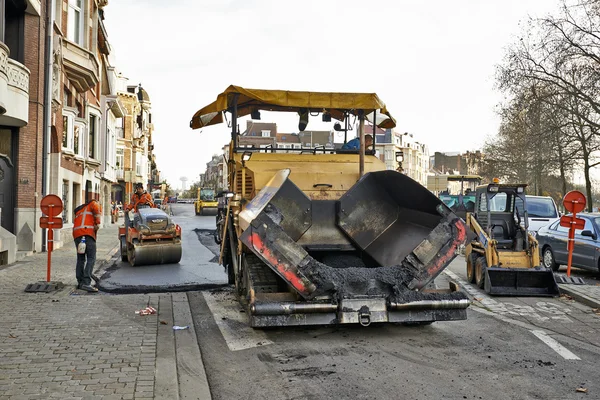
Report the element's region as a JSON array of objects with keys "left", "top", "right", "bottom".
[{"left": 103, "top": 0, "right": 560, "bottom": 187}]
